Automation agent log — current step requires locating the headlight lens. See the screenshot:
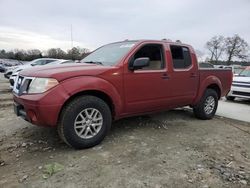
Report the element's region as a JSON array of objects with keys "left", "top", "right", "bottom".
[{"left": 28, "top": 78, "right": 59, "bottom": 93}]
